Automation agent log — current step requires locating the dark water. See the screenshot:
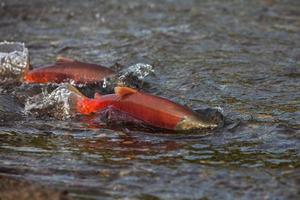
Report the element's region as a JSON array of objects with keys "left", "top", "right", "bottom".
[{"left": 0, "top": 0, "right": 300, "bottom": 199}]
